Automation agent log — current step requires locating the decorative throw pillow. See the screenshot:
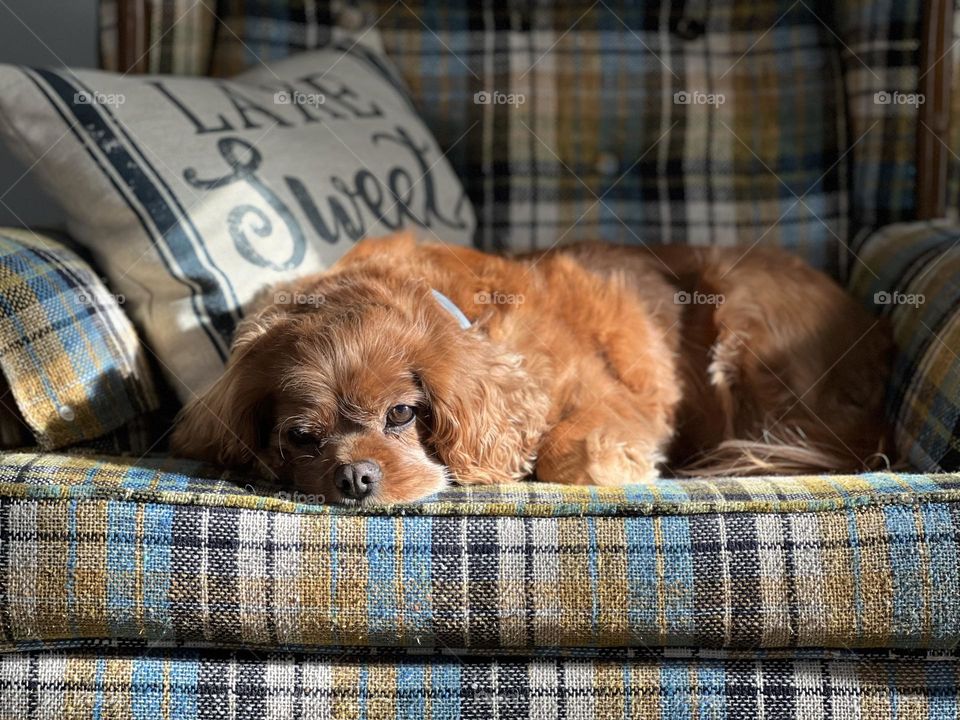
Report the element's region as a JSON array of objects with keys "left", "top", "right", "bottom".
[
  {"left": 0, "top": 228, "right": 159, "bottom": 449},
  {"left": 0, "top": 45, "right": 475, "bottom": 401}
]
